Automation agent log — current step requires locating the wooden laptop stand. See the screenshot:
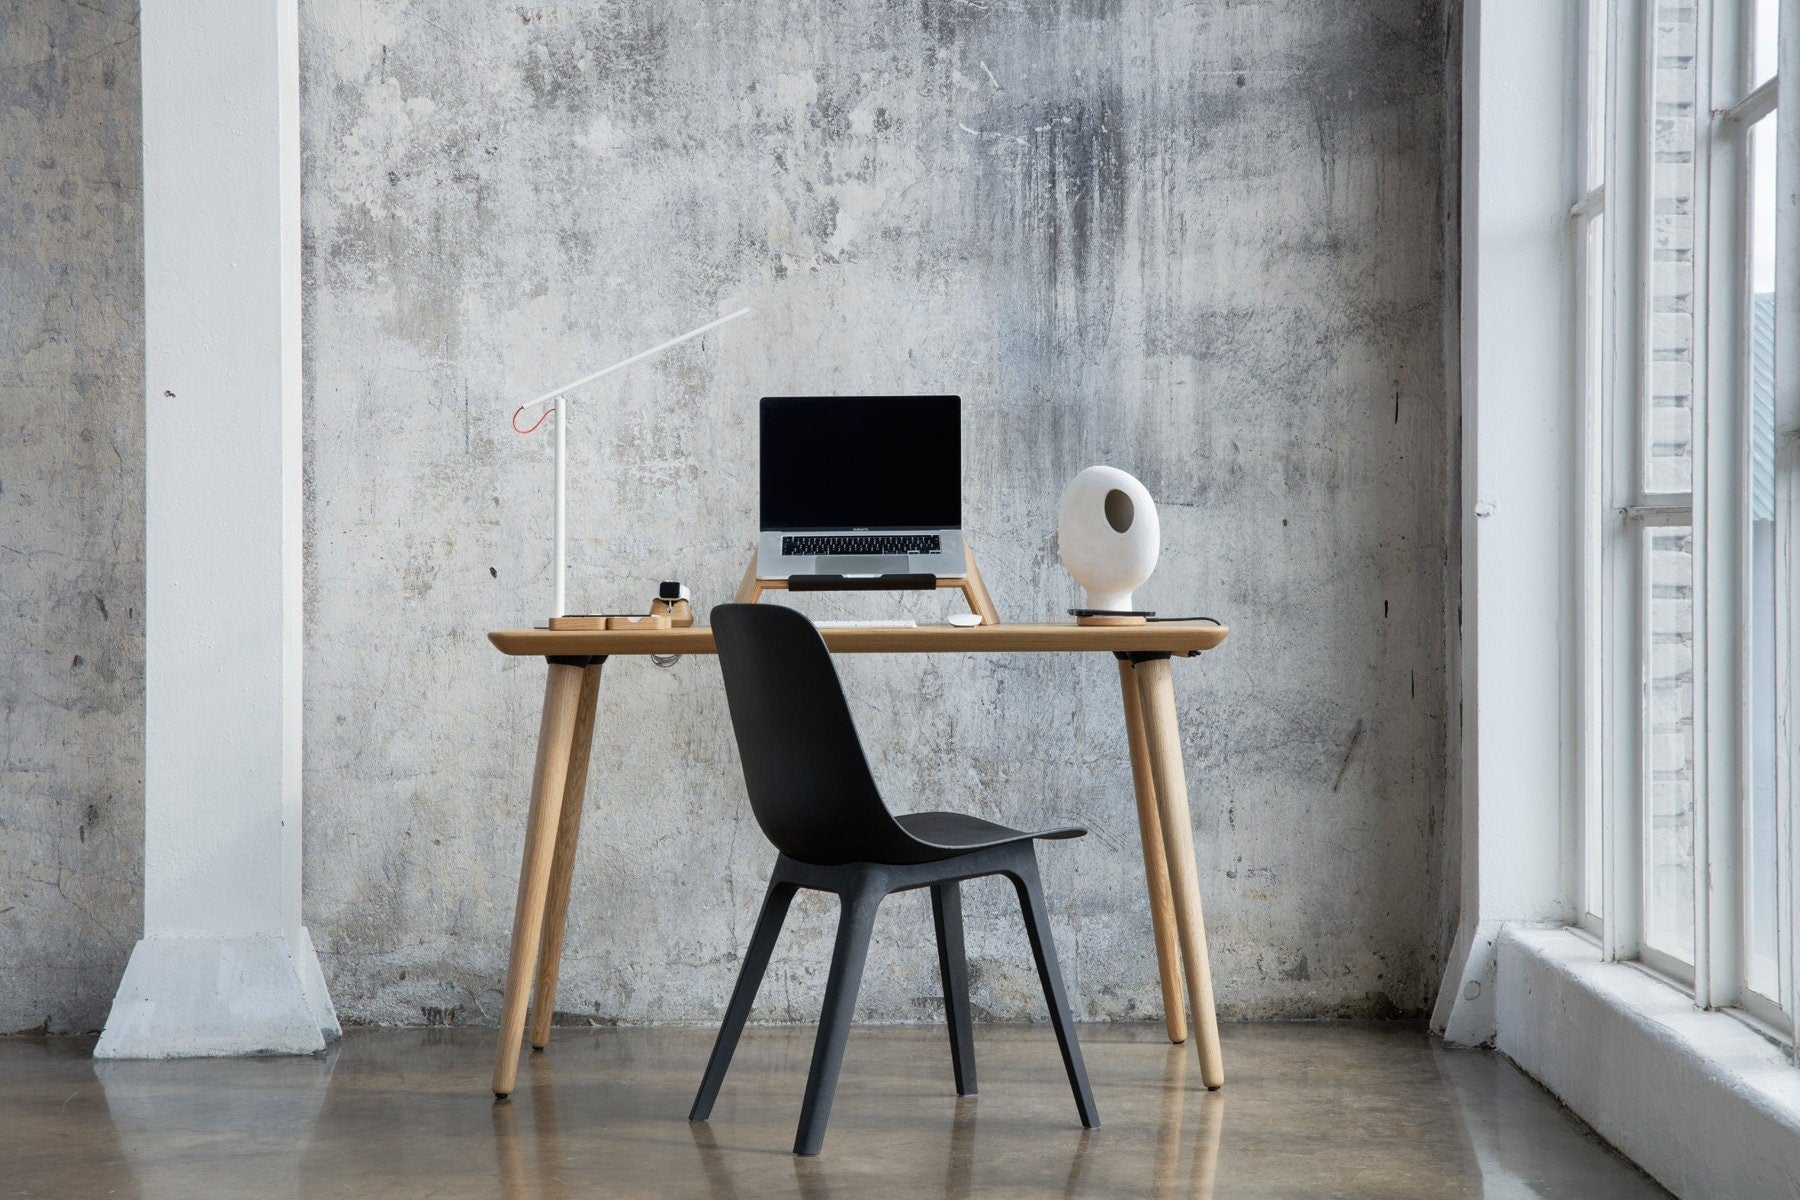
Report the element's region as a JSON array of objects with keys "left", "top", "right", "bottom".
[{"left": 733, "top": 537, "right": 1001, "bottom": 625}]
